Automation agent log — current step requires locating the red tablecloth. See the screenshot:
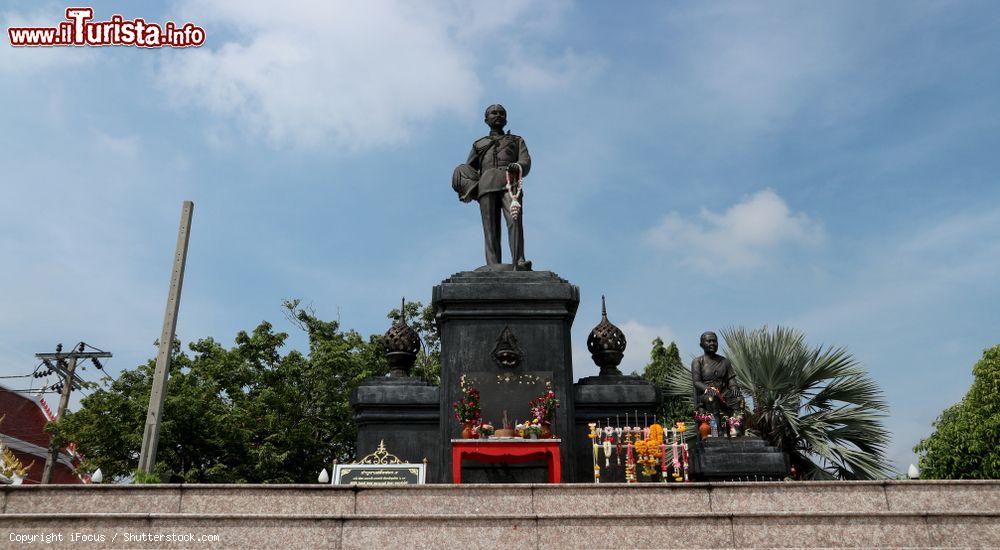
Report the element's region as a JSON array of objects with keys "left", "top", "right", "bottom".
[{"left": 451, "top": 438, "right": 561, "bottom": 484}]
